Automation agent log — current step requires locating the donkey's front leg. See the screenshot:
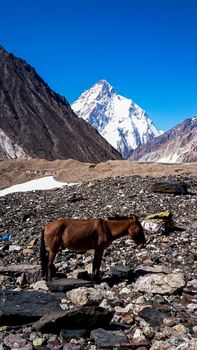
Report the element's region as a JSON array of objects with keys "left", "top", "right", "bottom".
[{"left": 92, "top": 248, "right": 104, "bottom": 280}]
